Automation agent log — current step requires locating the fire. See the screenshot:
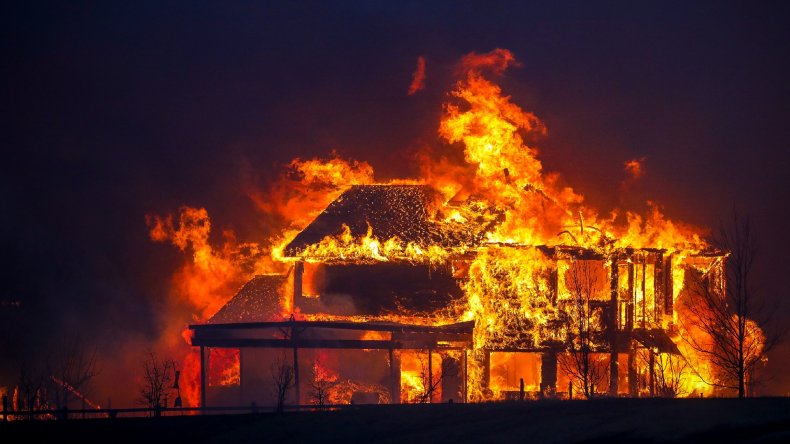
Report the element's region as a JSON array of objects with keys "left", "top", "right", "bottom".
[
  {"left": 296, "top": 223, "right": 451, "bottom": 265},
  {"left": 400, "top": 351, "right": 442, "bottom": 403},
  {"left": 150, "top": 48, "right": 765, "bottom": 404},
  {"left": 146, "top": 155, "right": 375, "bottom": 407}
]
